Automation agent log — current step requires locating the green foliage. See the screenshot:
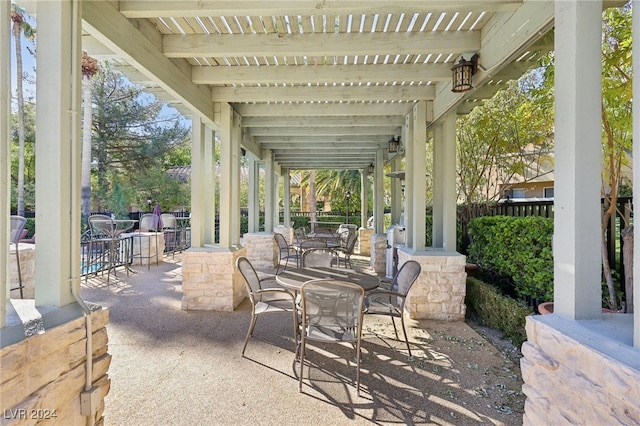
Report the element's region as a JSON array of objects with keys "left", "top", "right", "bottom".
[
  {"left": 467, "top": 216, "right": 554, "bottom": 301},
  {"left": 24, "top": 218, "right": 35, "bottom": 238},
  {"left": 291, "top": 216, "right": 311, "bottom": 229},
  {"left": 466, "top": 277, "right": 533, "bottom": 348}
]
